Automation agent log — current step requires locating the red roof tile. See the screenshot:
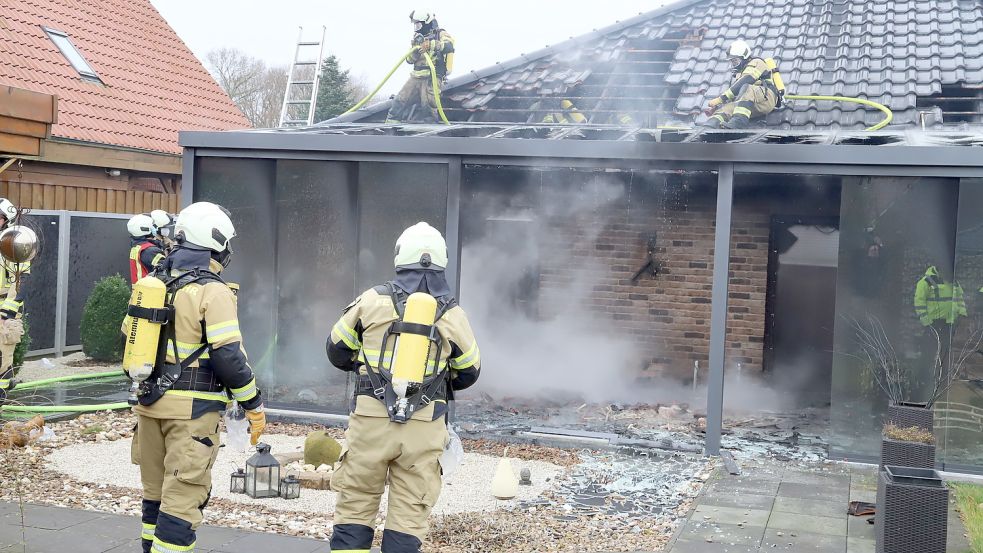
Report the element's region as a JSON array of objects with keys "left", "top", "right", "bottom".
[{"left": 0, "top": 0, "right": 250, "bottom": 154}]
